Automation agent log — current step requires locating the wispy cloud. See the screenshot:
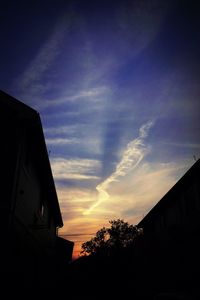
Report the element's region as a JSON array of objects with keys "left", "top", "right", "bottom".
[
  {"left": 58, "top": 159, "right": 189, "bottom": 257},
  {"left": 84, "top": 120, "right": 154, "bottom": 214},
  {"left": 46, "top": 135, "right": 103, "bottom": 156},
  {"left": 44, "top": 121, "right": 105, "bottom": 156},
  {"left": 44, "top": 125, "right": 78, "bottom": 135},
  {"left": 37, "top": 86, "right": 110, "bottom": 109},
  {"left": 98, "top": 160, "right": 190, "bottom": 224},
  {"left": 13, "top": 16, "right": 69, "bottom": 98},
  {"left": 46, "top": 137, "right": 78, "bottom": 145},
  {"left": 51, "top": 158, "right": 101, "bottom": 181}
]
